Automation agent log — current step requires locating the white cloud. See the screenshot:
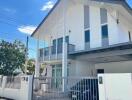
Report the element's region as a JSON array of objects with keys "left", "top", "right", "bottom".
[
  {"left": 18, "top": 26, "right": 37, "bottom": 35},
  {"left": 41, "top": 1, "right": 54, "bottom": 11},
  {"left": 3, "top": 8, "right": 16, "bottom": 14}
]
